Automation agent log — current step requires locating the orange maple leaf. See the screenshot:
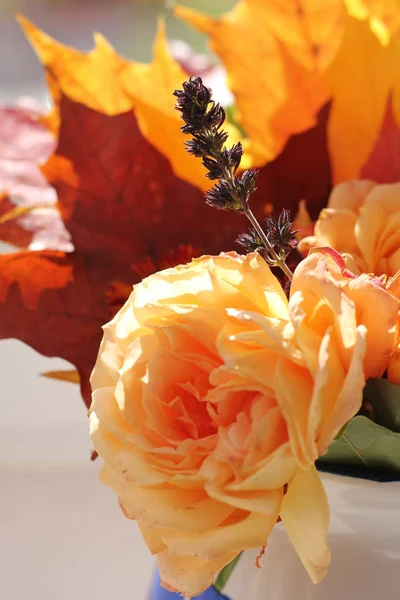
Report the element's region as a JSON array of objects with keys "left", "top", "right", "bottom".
[
  {"left": 175, "top": 1, "right": 343, "bottom": 163},
  {"left": 175, "top": 2, "right": 400, "bottom": 186}
]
